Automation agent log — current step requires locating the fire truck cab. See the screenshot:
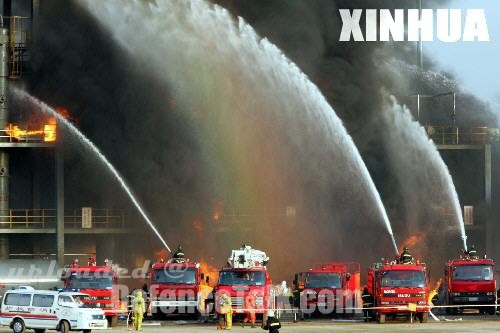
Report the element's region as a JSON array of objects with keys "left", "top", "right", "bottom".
[
  {"left": 292, "top": 262, "right": 360, "bottom": 316},
  {"left": 443, "top": 255, "right": 497, "bottom": 315},
  {"left": 215, "top": 246, "right": 273, "bottom": 318},
  {"left": 148, "top": 259, "right": 203, "bottom": 319},
  {"left": 367, "top": 260, "right": 429, "bottom": 323},
  {"left": 61, "top": 258, "right": 123, "bottom": 327}
]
